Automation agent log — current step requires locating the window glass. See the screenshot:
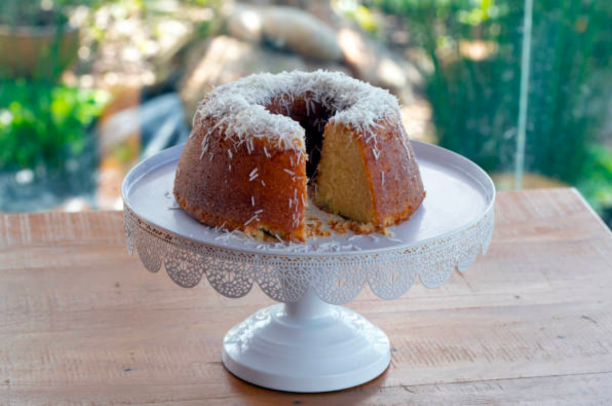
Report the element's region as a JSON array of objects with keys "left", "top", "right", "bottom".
[{"left": 0, "top": 0, "right": 609, "bottom": 228}]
